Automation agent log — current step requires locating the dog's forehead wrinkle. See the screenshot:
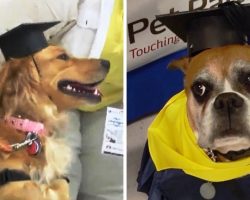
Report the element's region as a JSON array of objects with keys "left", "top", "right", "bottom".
[
  {"left": 194, "top": 69, "right": 216, "bottom": 82},
  {"left": 231, "top": 59, "right": 250, "bottom": 77},
  {"left": 35, "top": 46, "right": 66, "bottom": 60},
  {"left": 232, "top": 59, "right": 250, "bottom": 69}
]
